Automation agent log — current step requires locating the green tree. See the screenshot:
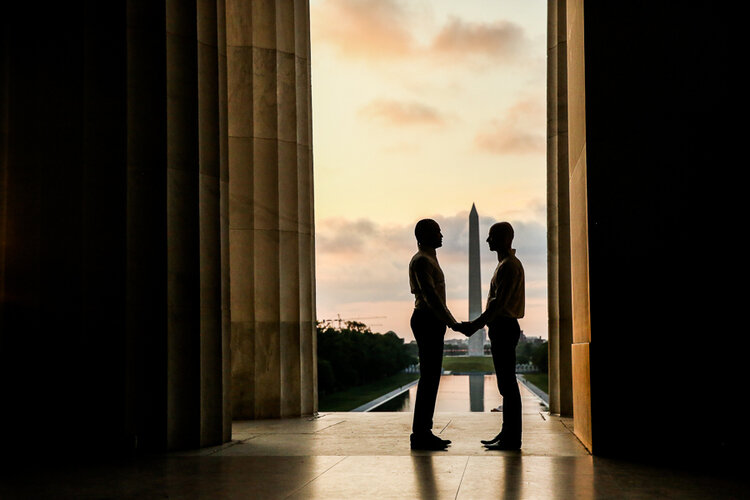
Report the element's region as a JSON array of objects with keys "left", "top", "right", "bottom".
[
  {"left": 515, "top": 340, "right": 533, "bottom": 364},
  {"left": 316, "top": 322, "right": 417, "bottom": 396},
  {"left": 531, "top": 341, "right": 548, "bottom": 373}
]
